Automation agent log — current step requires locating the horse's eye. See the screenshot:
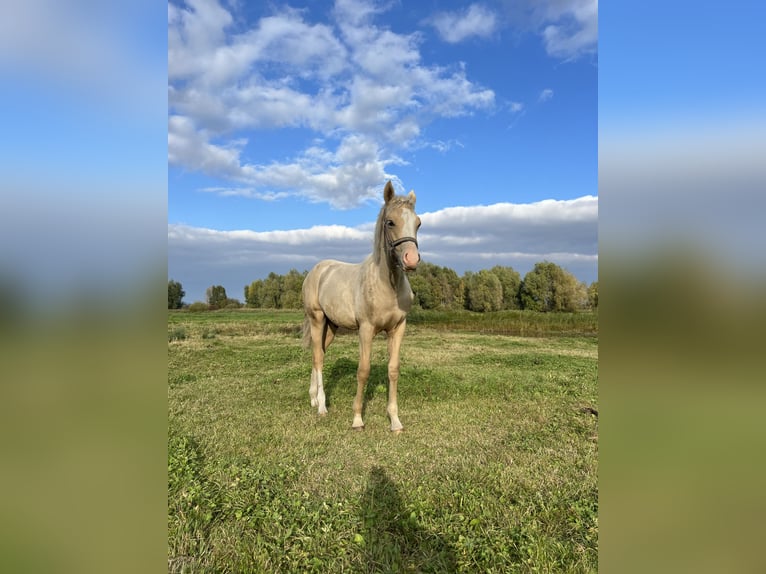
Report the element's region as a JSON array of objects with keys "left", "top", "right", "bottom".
[{"left": 386, "top": 220, "right": 395, "bottom": 228}]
